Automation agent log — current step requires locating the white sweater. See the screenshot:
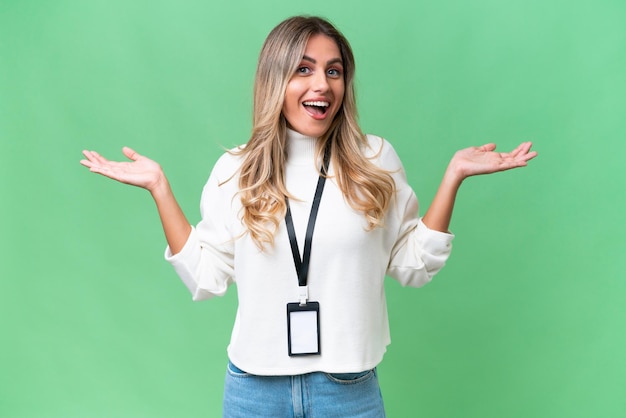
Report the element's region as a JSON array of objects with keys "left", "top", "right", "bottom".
[{"left": 165, "top": 129, "right": 454, "bottom": 375}]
